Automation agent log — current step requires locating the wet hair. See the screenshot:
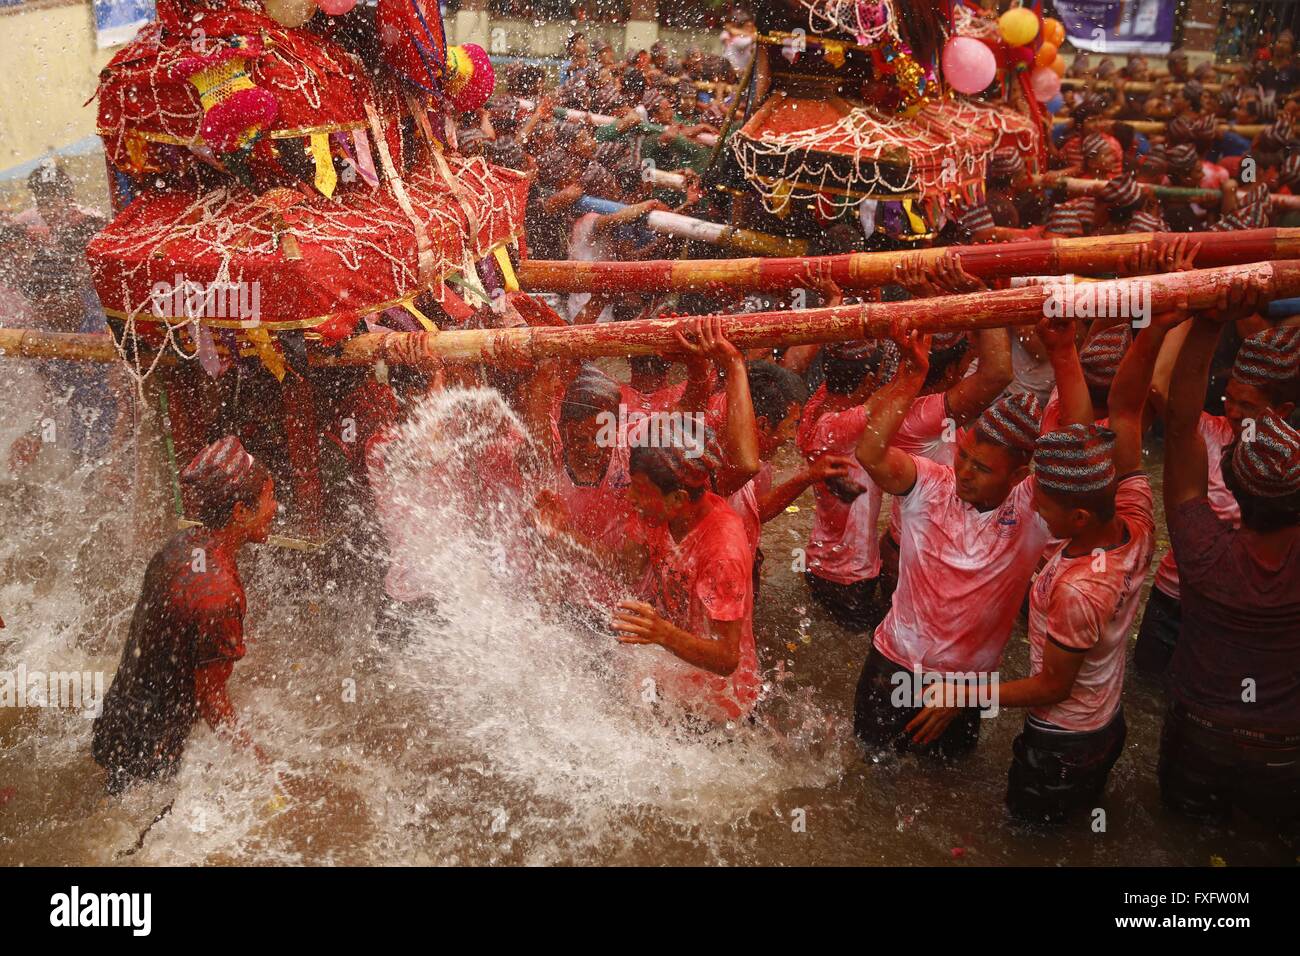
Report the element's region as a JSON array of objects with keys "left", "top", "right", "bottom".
[
  {"left": 630, "top": 443, "right": 710, "bottom": 501},
  {"left": 1221, "top": 446, "right": 1300, "bottom": 531},
  {"left": 622, "top": 70, "right": 647, "bottom": 101},
  {"left": 824, "top": 342, "right": 885, "bottom": 394},
  {"left": 509, "top": 65, "right": 544, "bottom": 95},
  {"left": 560, "top": 365, "right": 621, "bottom": 422},
  {"left": 747, "top": 360, "right": 808, "bottom": 427},
  {"left": 1038, "top": 480, "right": 1118, "bottom": 523},
  {"left": 923, "top": 336, "right": 971, "bottom": 390}
]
